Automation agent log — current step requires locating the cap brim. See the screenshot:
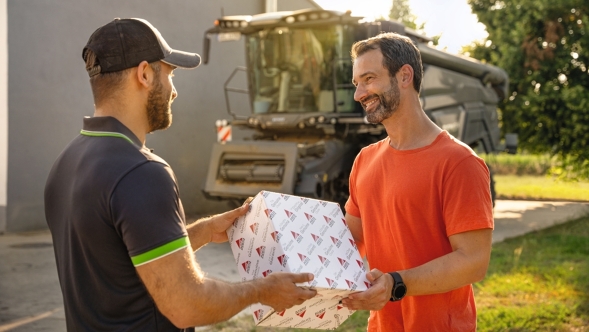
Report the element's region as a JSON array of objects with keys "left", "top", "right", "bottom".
[{"left": 162, "top": 49, "right": 201, "bottom": 69}]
